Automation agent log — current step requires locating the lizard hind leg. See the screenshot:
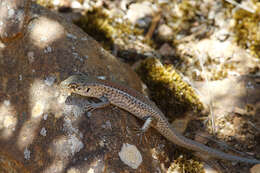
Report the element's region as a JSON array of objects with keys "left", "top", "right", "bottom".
[{"left": 133, "top": 116, "right": 153, "bottom": 145}]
